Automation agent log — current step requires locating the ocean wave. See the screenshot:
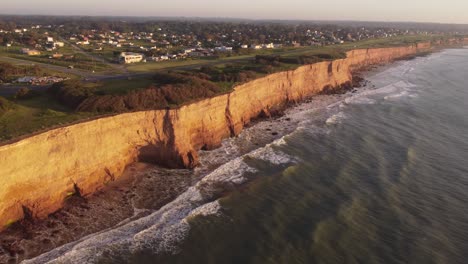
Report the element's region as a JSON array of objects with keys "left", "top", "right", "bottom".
[{"left": 25, "top": 137, "right": 298, "bottom": 264}]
